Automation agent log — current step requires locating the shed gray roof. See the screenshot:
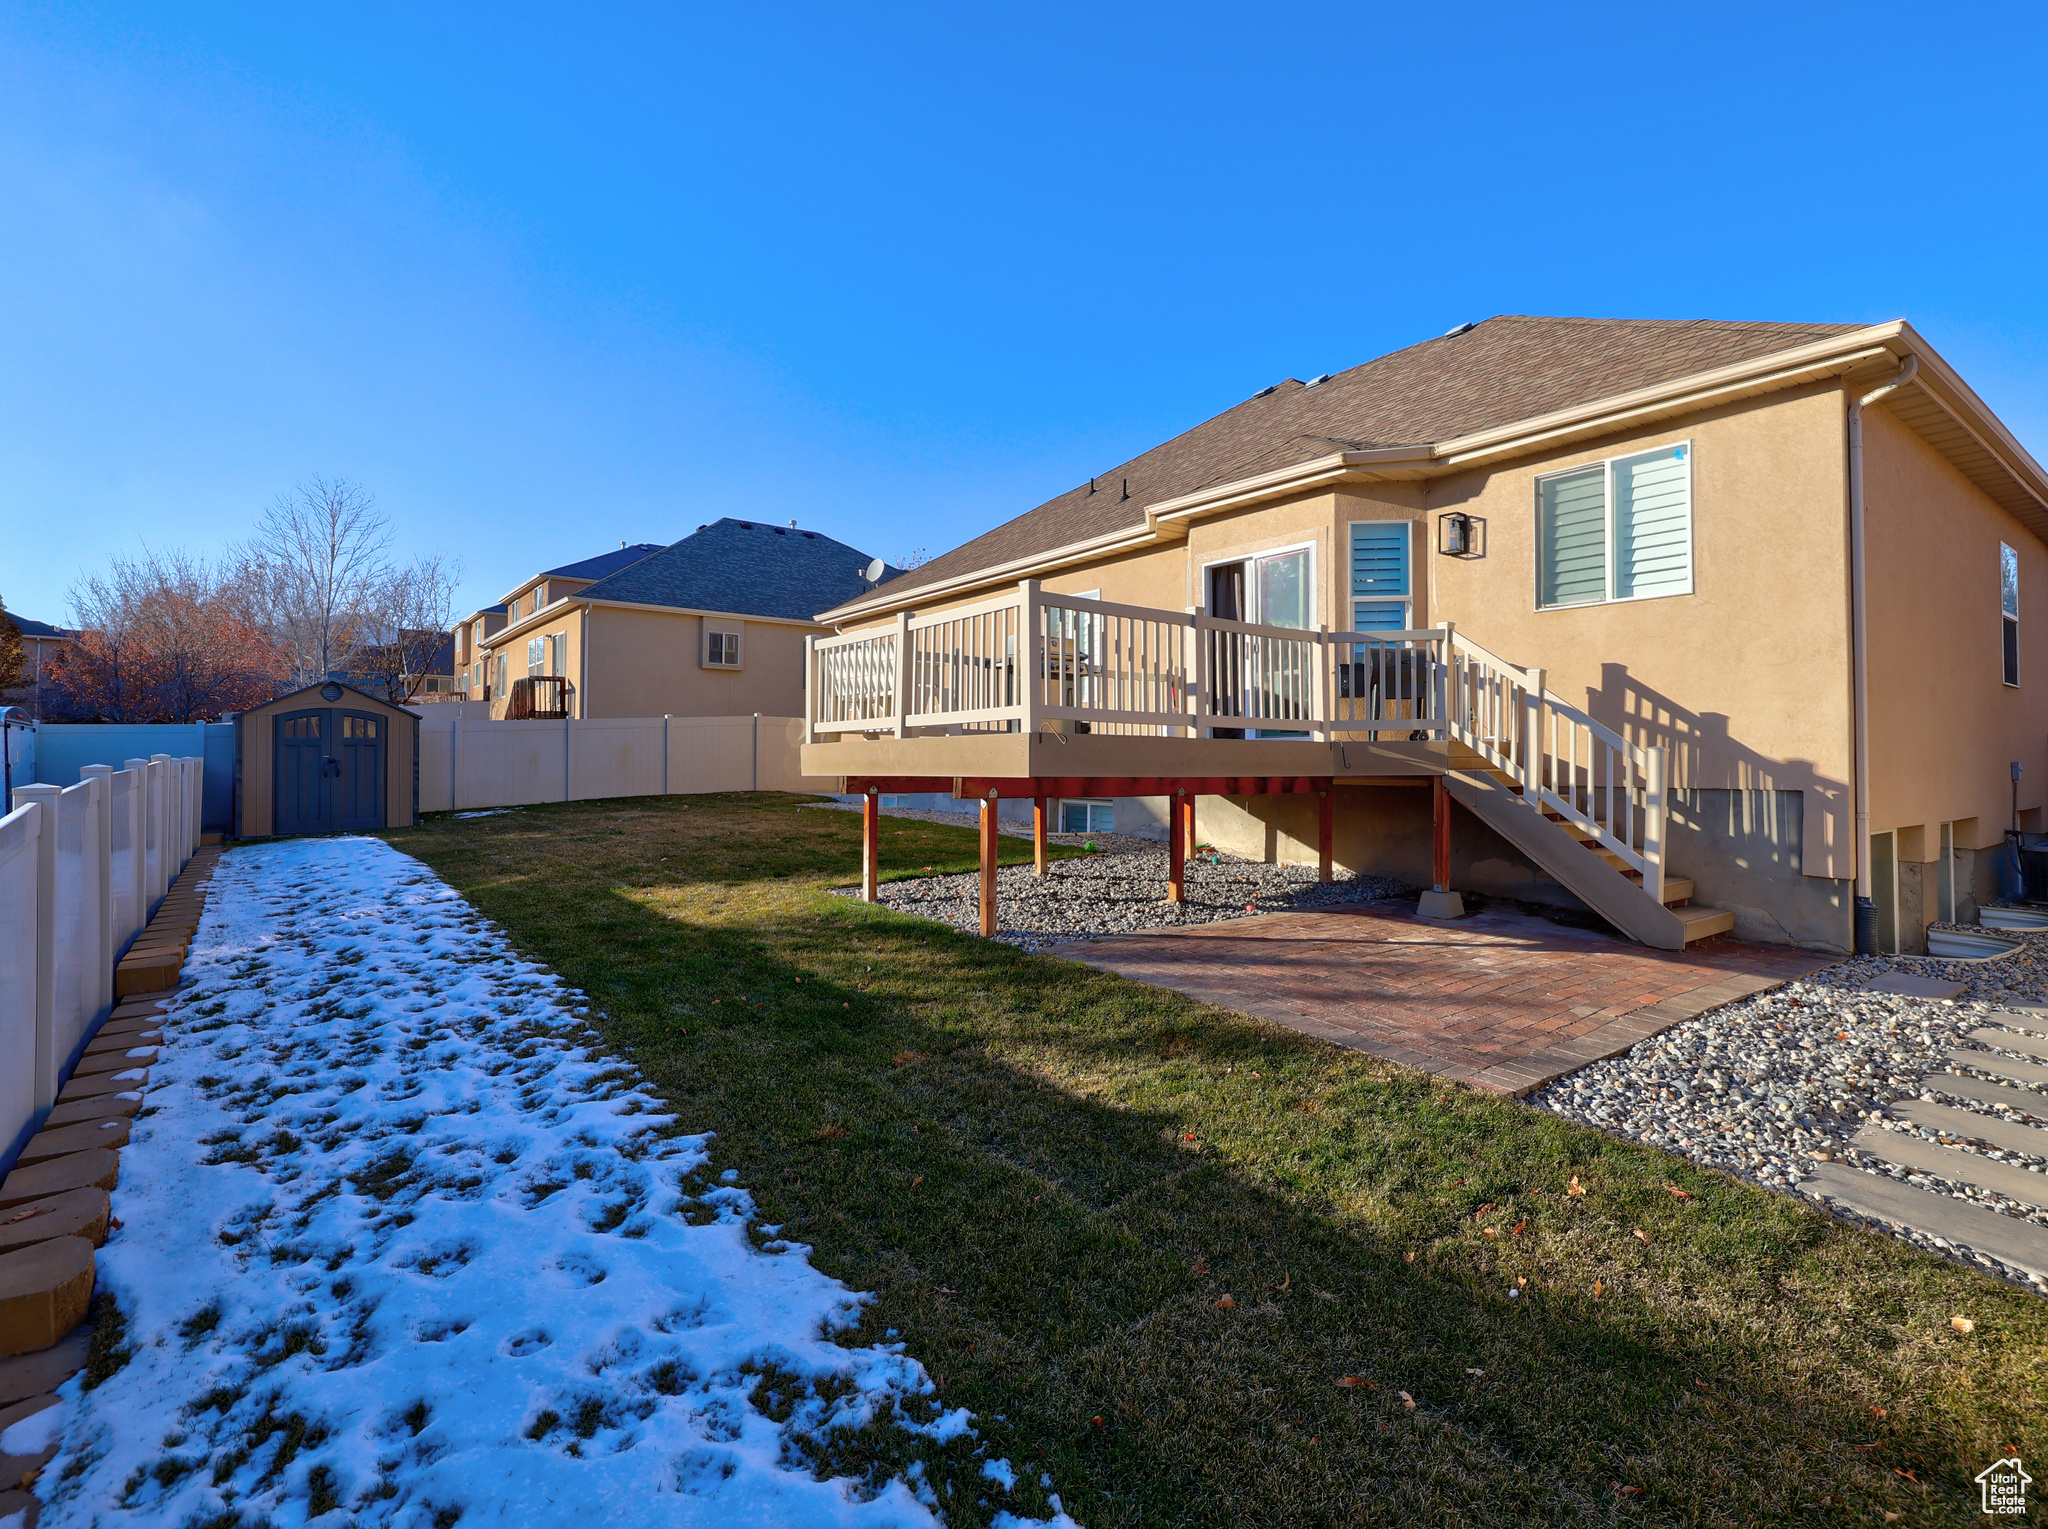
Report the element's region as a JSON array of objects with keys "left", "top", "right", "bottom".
[{"left": 575, "top": 519, "right": 899, "bottom": 622}]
